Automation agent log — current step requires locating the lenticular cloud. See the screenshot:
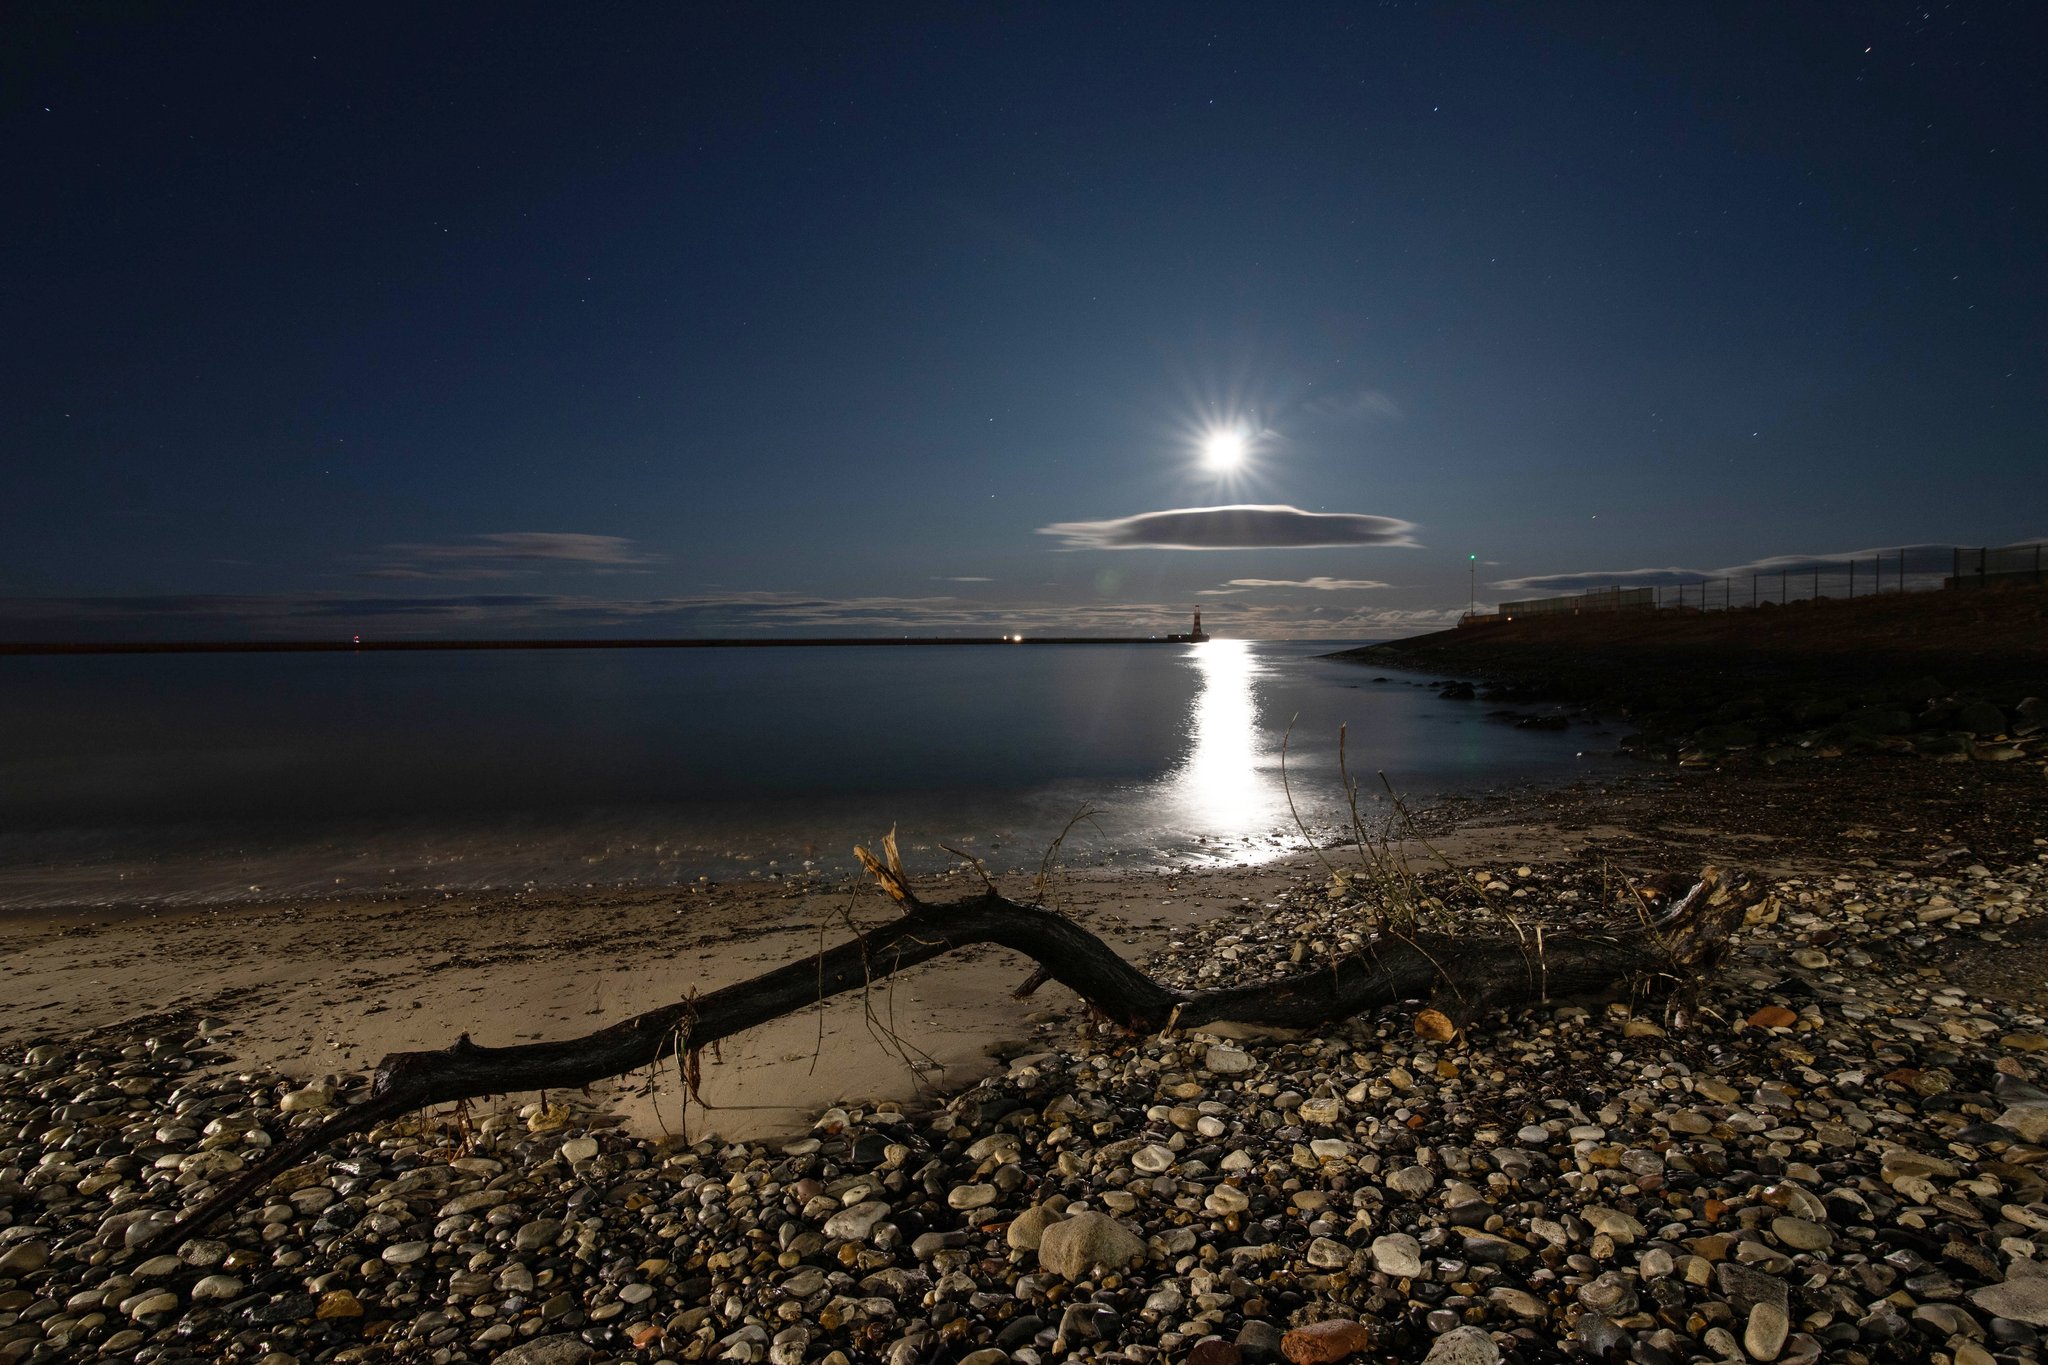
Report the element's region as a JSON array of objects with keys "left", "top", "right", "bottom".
[{"left": 1037, "top": 504, "right": 1418, "bottom": 551}]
